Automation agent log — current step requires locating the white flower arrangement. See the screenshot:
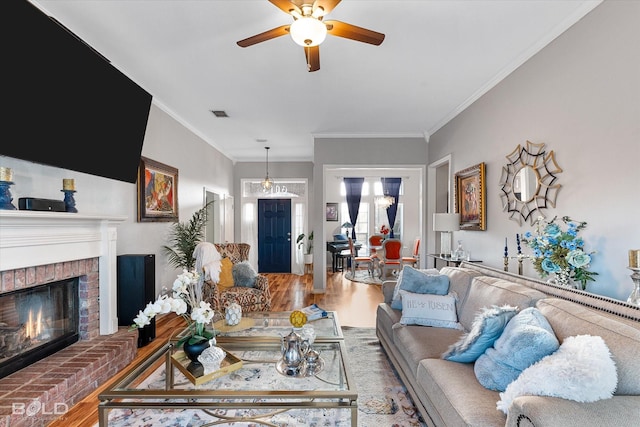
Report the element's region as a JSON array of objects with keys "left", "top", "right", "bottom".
[{"left": 130, "top": 269, "right": 216, "bottom": 346}]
